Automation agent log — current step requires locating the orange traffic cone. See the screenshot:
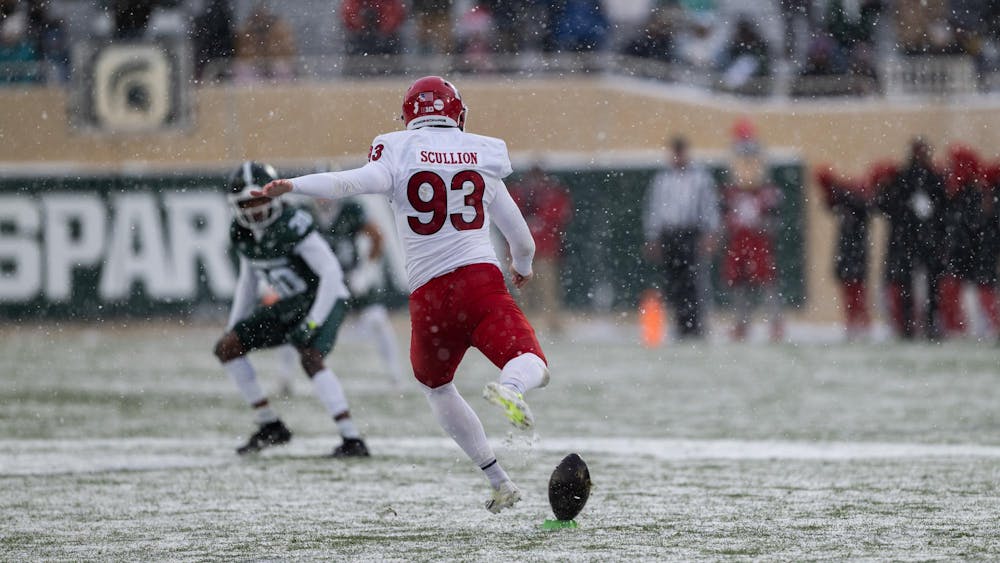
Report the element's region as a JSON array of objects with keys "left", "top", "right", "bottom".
[{"left": 639, "top": 289, "right": 666, "bottom": 348}]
